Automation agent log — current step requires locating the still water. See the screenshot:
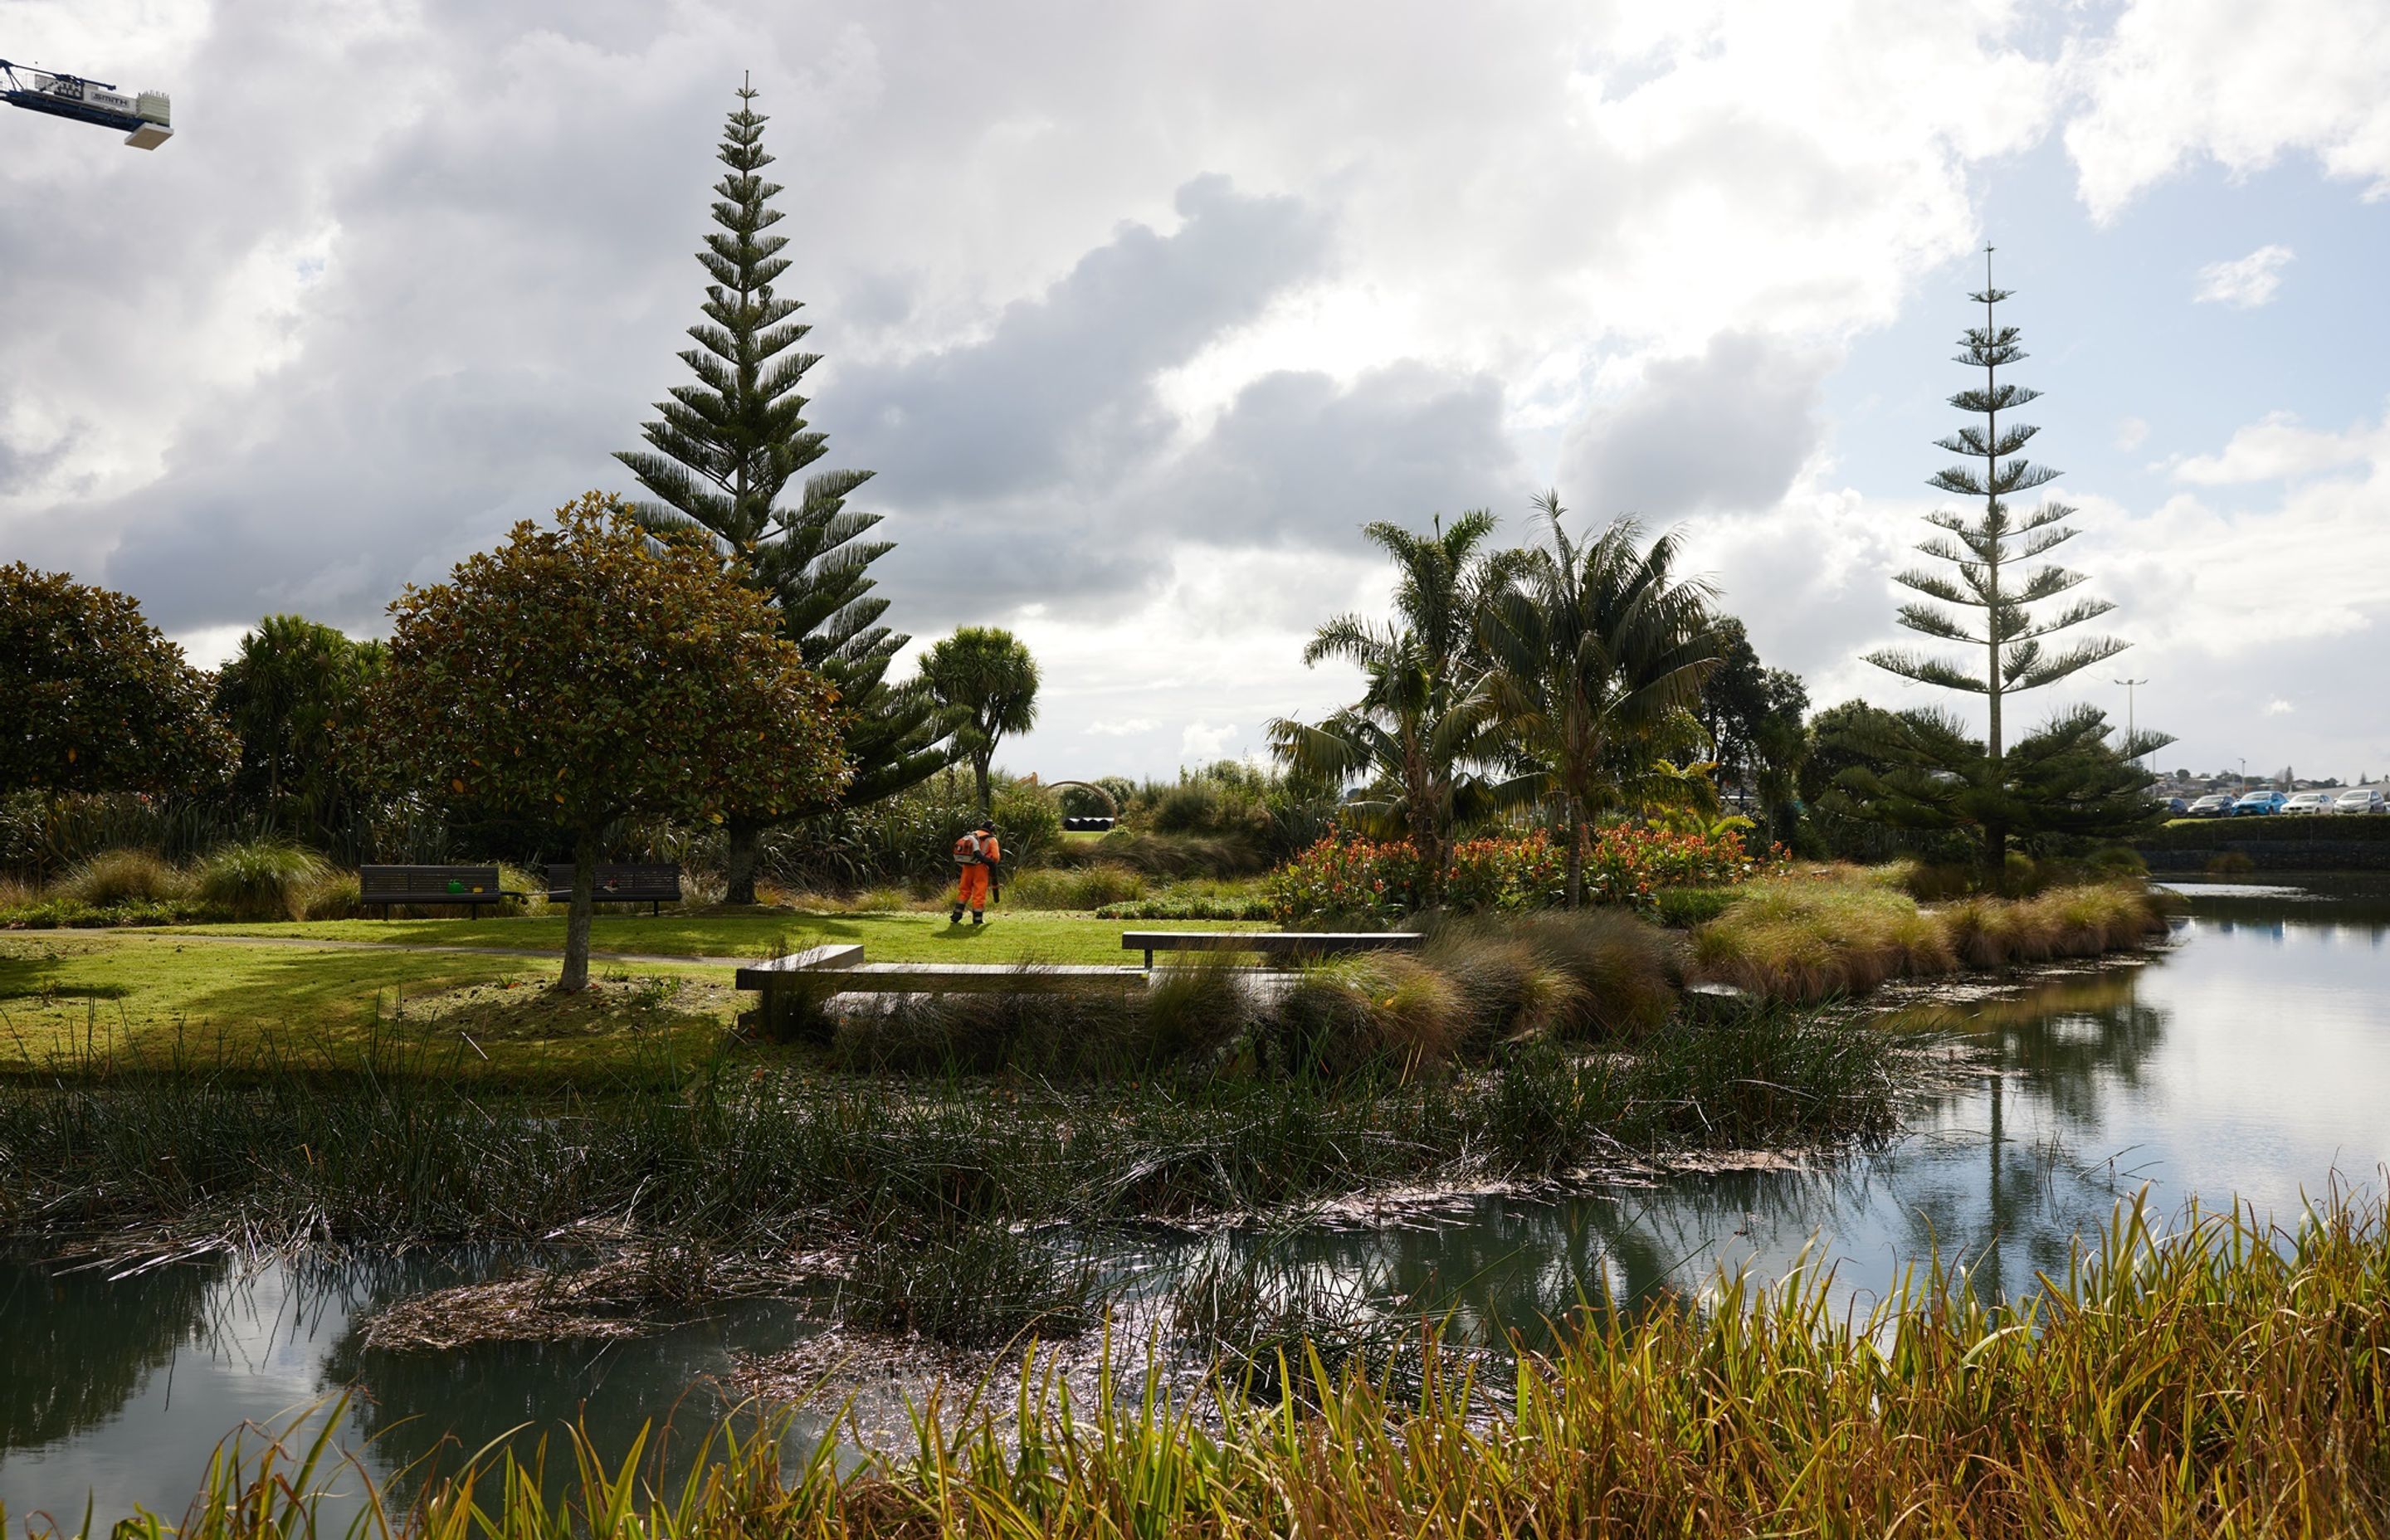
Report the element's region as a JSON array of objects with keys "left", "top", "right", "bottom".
[{"left": 6, "top": 876, "right": 2387, "bottom": 1519}]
